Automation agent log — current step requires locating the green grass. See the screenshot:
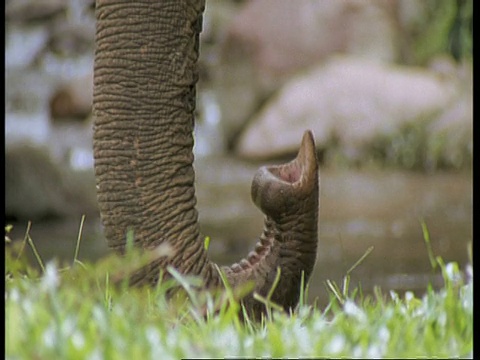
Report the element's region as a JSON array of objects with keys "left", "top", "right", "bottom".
[{"left": 5, "top": 225, "right": 473, "bottom": 359}]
